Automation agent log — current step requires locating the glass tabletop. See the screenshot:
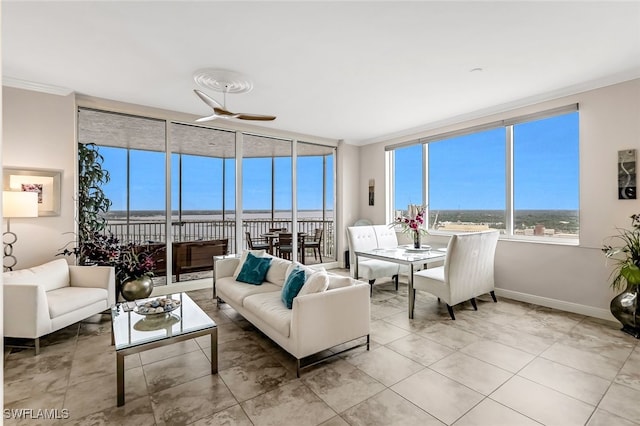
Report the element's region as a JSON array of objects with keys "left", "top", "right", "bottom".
[
  {"left": 357, "top": 246, "right": 447, "bottom": 263},
  {"left": 111, "top": 292, "right": 216, "bottom": 351}
]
